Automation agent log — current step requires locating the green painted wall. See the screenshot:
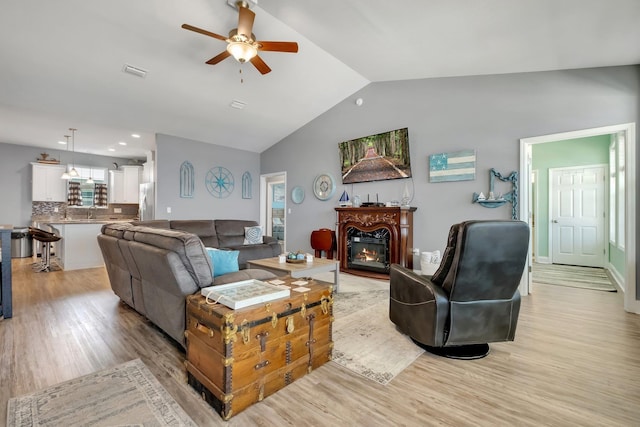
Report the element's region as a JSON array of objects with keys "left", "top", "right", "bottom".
[
  {"left": 532, "top": 135, "right": 610, "bottom": 258},
  {"left": 610, "top": 245, "right": 625, "bottom": 279}
]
